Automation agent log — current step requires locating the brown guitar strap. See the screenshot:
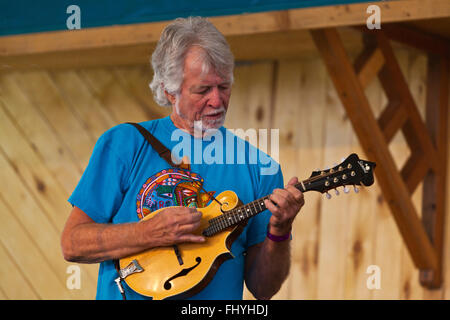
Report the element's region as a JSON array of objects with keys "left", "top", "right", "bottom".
[{"left": 126, "top": 122, "right": 177, "bottom": 167}]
